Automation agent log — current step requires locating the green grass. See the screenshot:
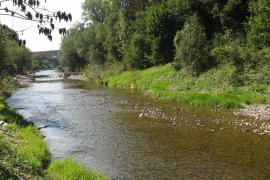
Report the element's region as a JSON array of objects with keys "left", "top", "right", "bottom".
[
  {"left": 48, "top": 159, "right": 107, "bottom": 180},
  {"left": 0, "top": 97, "right": 51, "bottom": 178},
  {"left": 15, "top": 126, "right": 51, "bottom": 174},
  {"left": 102, "top": 63, "right": 268, "bottom": 108}
]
